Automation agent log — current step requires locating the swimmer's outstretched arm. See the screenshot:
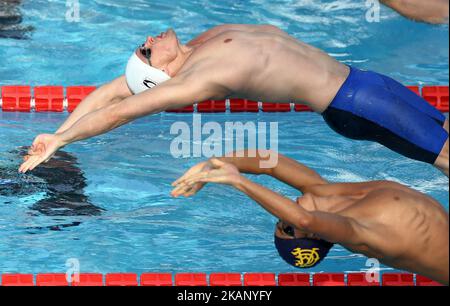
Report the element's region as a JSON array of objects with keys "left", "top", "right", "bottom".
[
  {"left": 55, "top": 76, "right": 132, "bottom": 134},
  {"left": 19, "top": 72, "right": 216, "bottom": 173},
  {"left": 172, "top": 150, "right": 326, "bottom": 197},
  {"left": 220, "top": 150, "right": 327, "bottom": 192},
  {"left": 172, "top": 151, "right": 401, "bottom": 200},
  {"left": 380, "top": 0, "right": 449, "bottom": 24},
  {"left": 180, "top": 158, "right": 362, "bottom": 244}
]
